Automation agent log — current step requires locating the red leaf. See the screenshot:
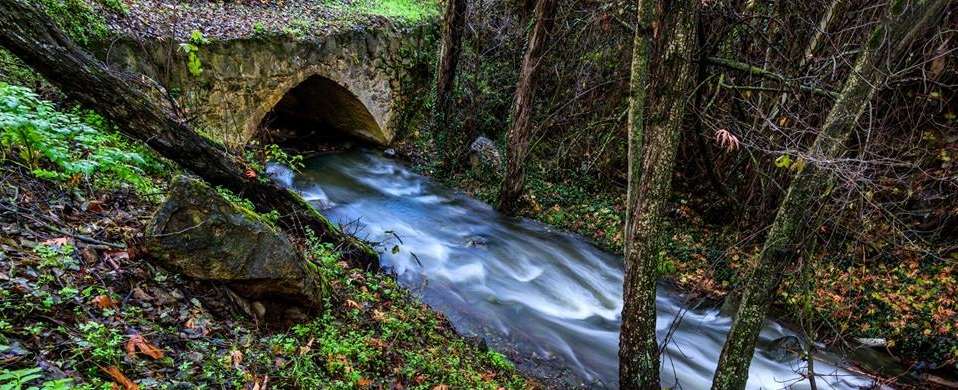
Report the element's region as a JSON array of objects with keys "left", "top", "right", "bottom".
[
  {"left": 101, "top": 366, "right": 139, "bottom": 390},
  {"left": 125, "top": 334, "right": 164, "bottom": 360}
]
